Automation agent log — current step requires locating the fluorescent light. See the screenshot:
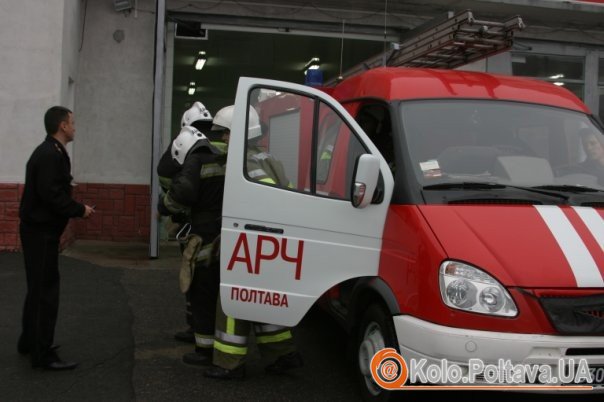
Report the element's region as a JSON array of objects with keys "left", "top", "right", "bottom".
[
  {"left": 303, "top": 57, "right": 320, "bottom": 75},
  {"left": 511, "top": 56, "right": 526, "bottom": 64},
  {"left": 188, "top": 81, "right": 196, "bottom": 95},
  {"left": 195, "top": 51, "right": 206, "bottom": 70},
  {"left": 553, "top": 82, "right": 565, "bottom": 86},
  {"left": 549, "top": 74, "right": 564, "bottom": 79}
]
